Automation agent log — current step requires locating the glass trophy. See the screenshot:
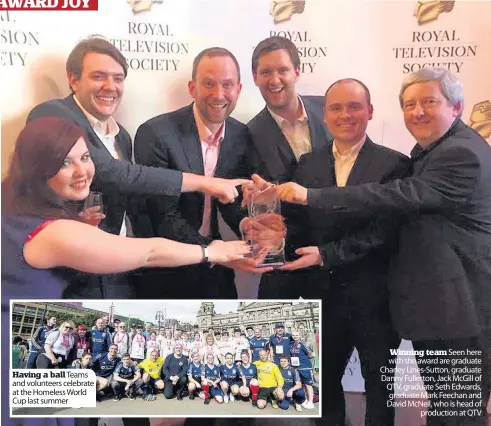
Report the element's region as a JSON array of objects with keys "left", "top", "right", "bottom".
[{"left": 246, "top": 184, "right": 286, "bottom": 267}]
